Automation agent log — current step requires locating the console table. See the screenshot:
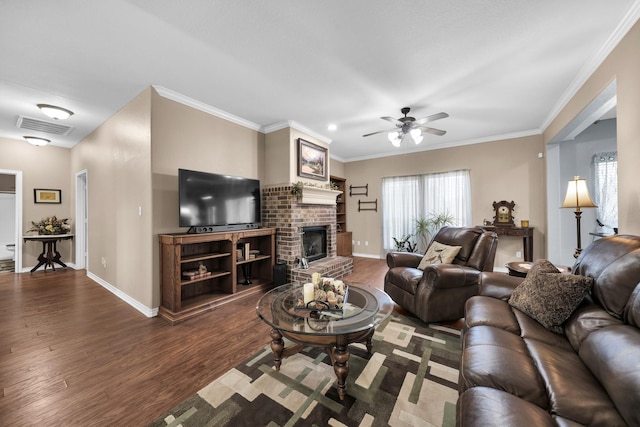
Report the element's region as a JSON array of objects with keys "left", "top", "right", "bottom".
[
  {"left": 23, "top": 234, "right": 74, "bottom": 272},
  {"left": 481, "top": 226, "right": 533, "bottom": 262}
]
